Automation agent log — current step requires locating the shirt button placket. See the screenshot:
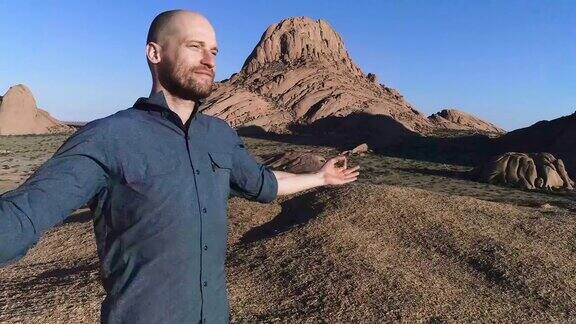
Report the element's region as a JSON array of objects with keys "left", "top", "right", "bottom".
[{"left": 201, "top": 202, "right": 208, "bottom": 311}]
